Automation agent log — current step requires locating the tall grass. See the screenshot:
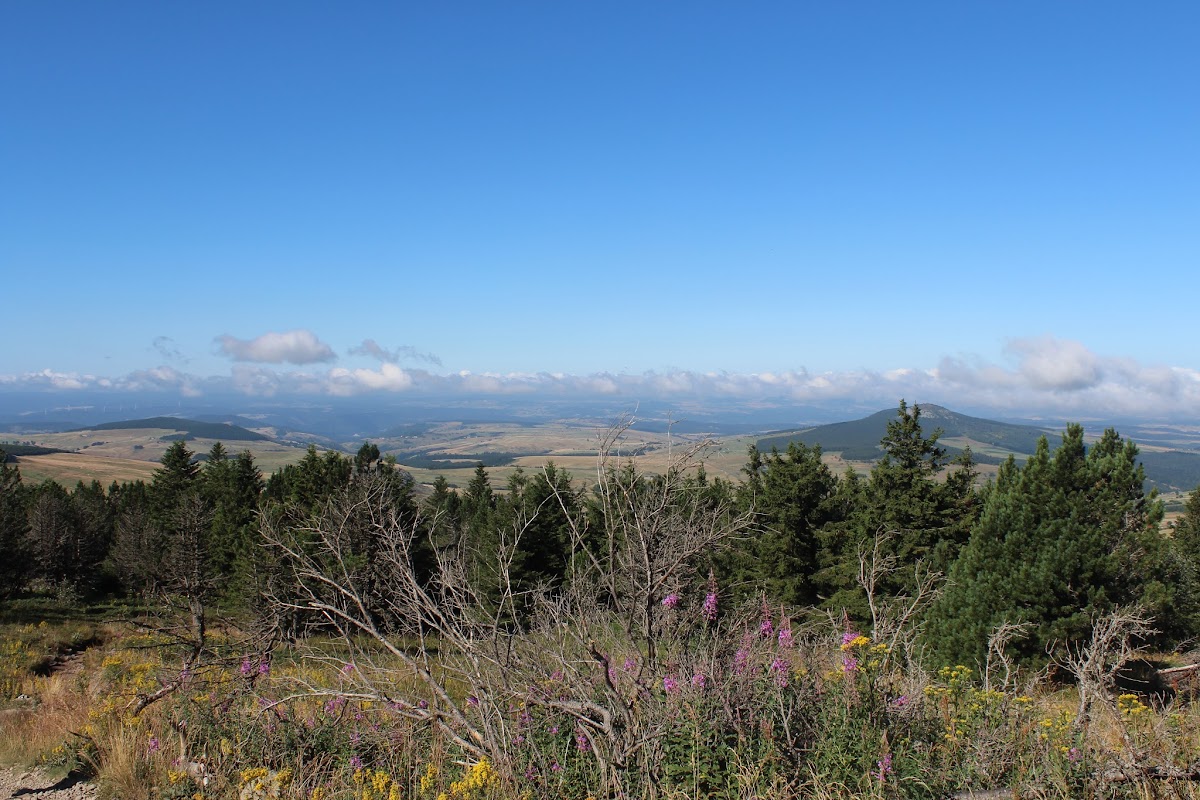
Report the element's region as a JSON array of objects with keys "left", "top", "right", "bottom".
[{"left": 5, "top": 613, "right": 1200, "bottom": 799}]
